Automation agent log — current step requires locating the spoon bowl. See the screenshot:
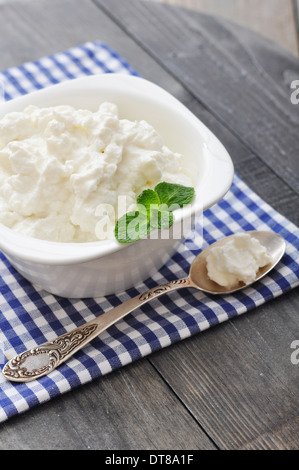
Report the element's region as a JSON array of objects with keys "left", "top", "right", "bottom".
[
  {"left": 2, "top": 230, "right": 286, "bottom": 382},
  {"left": 189, "top": 230, "right": 286, "bottom": 294}
]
